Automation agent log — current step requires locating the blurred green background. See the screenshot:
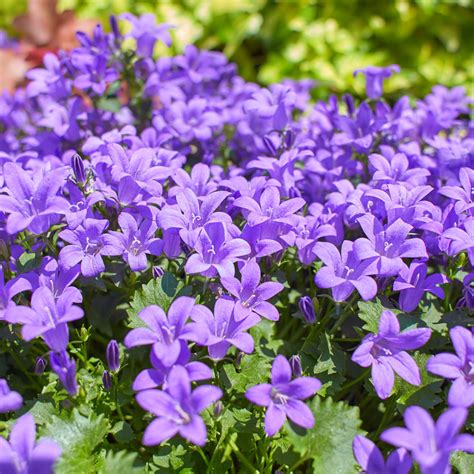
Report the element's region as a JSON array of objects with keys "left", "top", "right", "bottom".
[{"left": 1, "top": 0, "right": 473, "bottom": 98}]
